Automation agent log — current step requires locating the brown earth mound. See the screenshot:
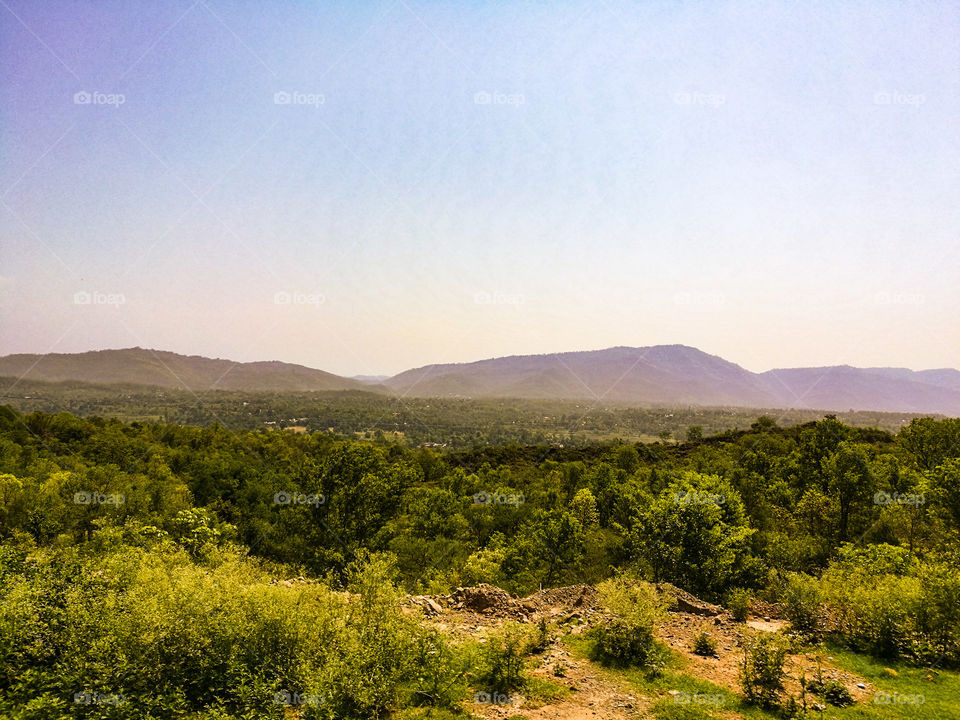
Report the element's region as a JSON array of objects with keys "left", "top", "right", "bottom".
[
  {"left": 524, "top": 584, "right": 597, "bottom": 610},
  {"left": 449, "top": 584, "right": 516, "bottom": 614}
]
